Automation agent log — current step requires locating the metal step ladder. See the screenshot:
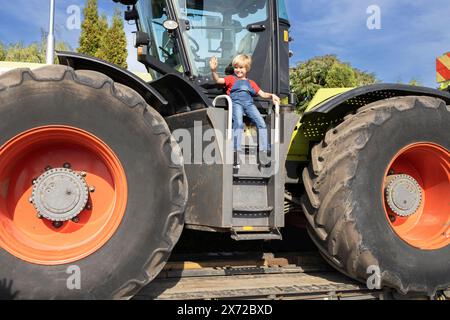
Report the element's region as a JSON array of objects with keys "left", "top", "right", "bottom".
[{"left": 213, "top": 95, "right": 282, "bottom": 241}]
